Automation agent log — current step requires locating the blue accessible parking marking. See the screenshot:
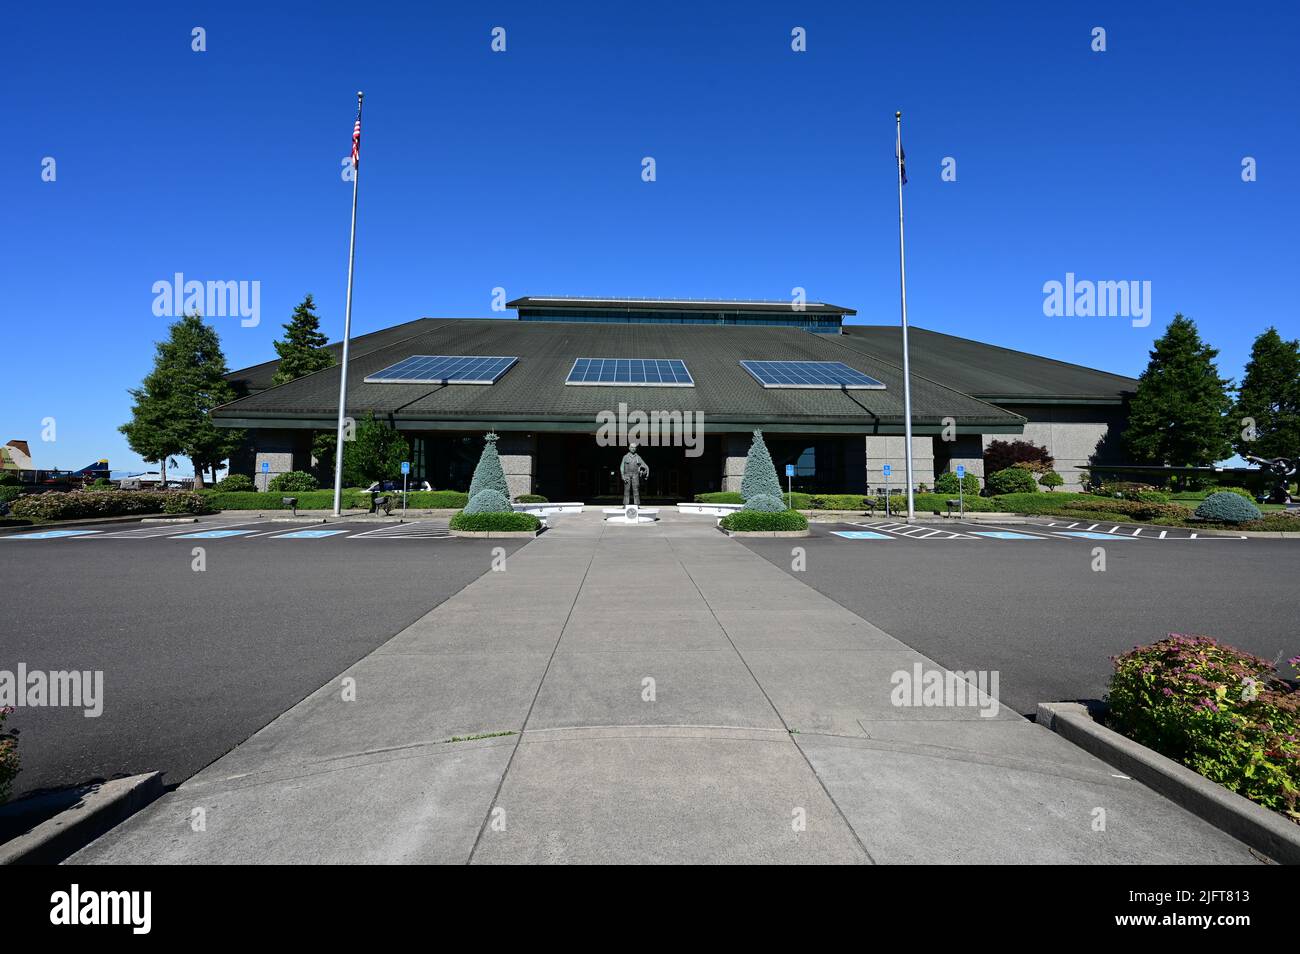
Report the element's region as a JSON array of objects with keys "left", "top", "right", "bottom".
[
  {"left": 5, "top": 529, "right": 100, "bottom": 539},
  {"left": 831, "top": 531, "right": 893, "bottom": 540},
  {"left": 1054, "top": 531, "right": 1137, "bottom": 540},
  {"left": 273, "top": 529, "right": 349, "bottom": 539},
  {"left": 173, "top": 529, "right": 257, "bottom": 539},
  {"left": 969, "top": 531, "right": 1043, "bottom": 540}
]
